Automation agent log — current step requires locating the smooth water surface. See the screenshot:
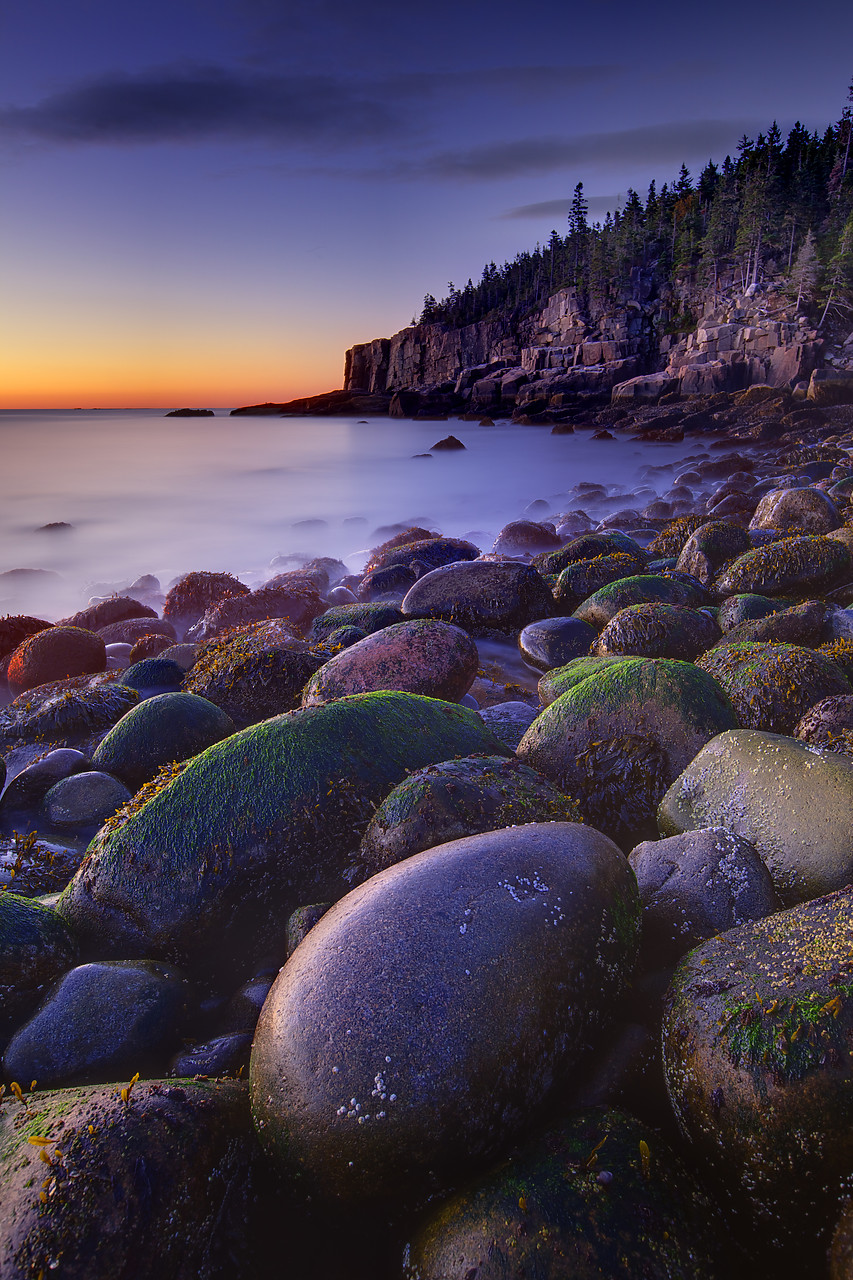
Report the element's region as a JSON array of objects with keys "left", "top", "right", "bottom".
[{"left": 1, "top": 409, "right": 709, "bottom": 618}]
